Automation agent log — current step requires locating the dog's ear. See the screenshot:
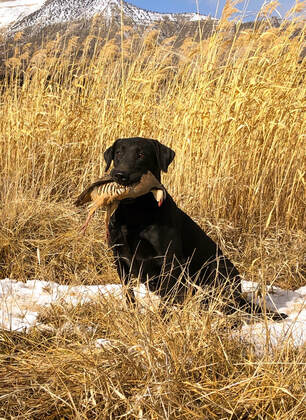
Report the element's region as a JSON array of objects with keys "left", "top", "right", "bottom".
[
  {"left": 153, "top": 140, "right": 175, "bottom": 173},
  {"left": 103, "top": 143, "right": 115, "bottom": 172}
]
